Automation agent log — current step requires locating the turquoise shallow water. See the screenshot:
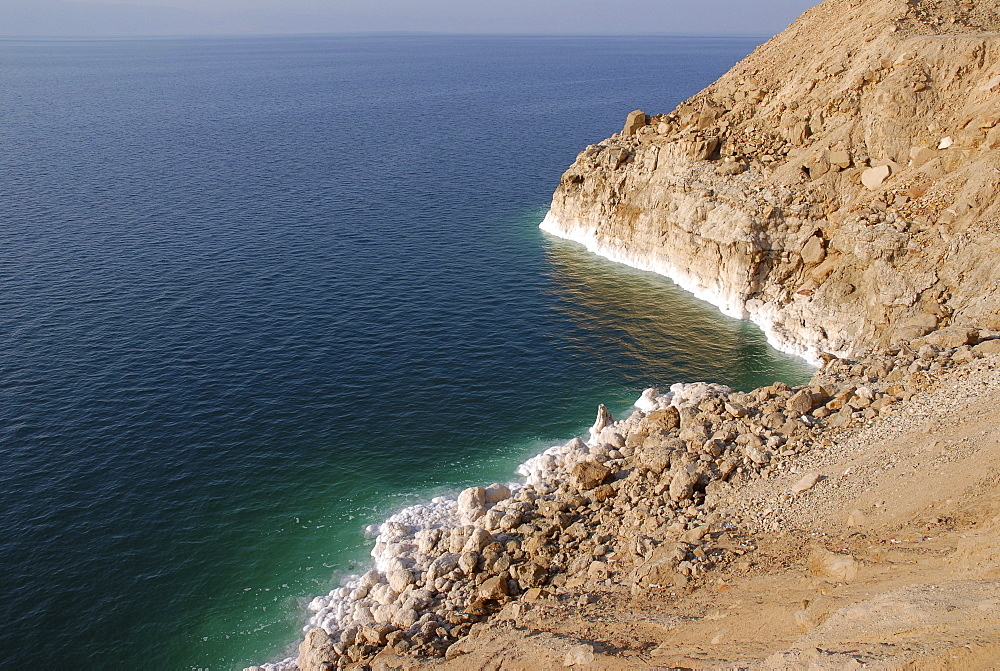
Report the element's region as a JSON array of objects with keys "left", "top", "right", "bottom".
[{"left": 0, "top": 34, "right": 812, "bottom": 669}]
